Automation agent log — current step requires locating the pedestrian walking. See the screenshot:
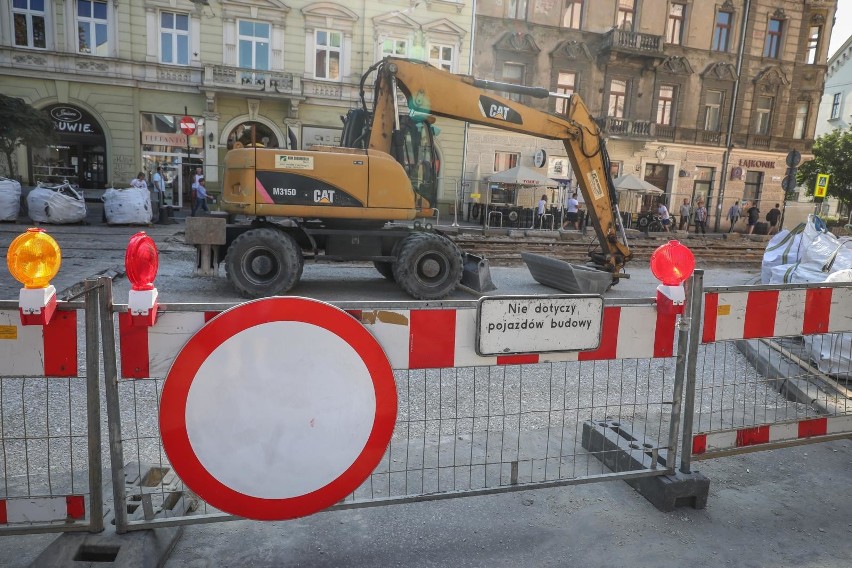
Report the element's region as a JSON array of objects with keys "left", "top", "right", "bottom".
[
  {"left": 694, "top": 199, "right": 708, "bottom": 235},
  {"left": 658, "top": 200, "right": 671, "bottom": 232},
  {"left": 151, "top": 166, "right": 164, "bottom": 220},
  {"left": 563, "top": 193, "right": 579, "bottom": 230},
  {"left": 727, "top": 200, "right": 741, "bottom": 233},
  {"left": 191, "top": 167, "right": 203, "bottom": 211},
  {"left": 766, "top": 203, "right": 781, "bottom": 234},
  {"left": 679, "top": 198, "right": 691, "bottom": 231},
  {"left": 192, "top": 177, "right": 211, "bottom": 216},
  {"left": 746, "top": 202, "right": 760, "bottom": 234},
  {"left": 537, "top": 194, "right": 547, "bottom": 228}
]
